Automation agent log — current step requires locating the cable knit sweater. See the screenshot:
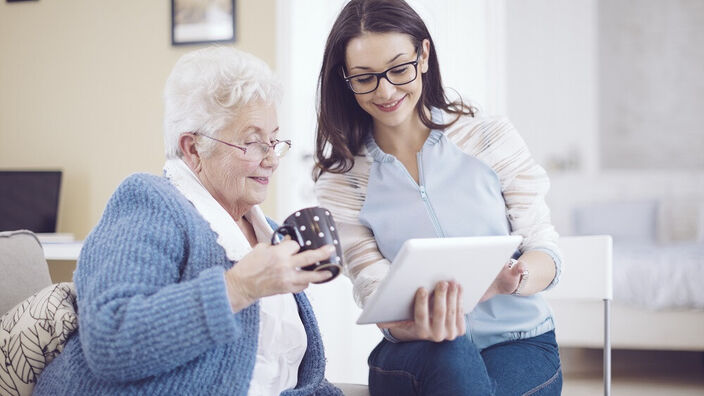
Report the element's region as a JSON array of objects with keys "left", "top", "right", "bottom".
[{"left": 33, "top": 173, "right": 341, "bottom": 396}]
